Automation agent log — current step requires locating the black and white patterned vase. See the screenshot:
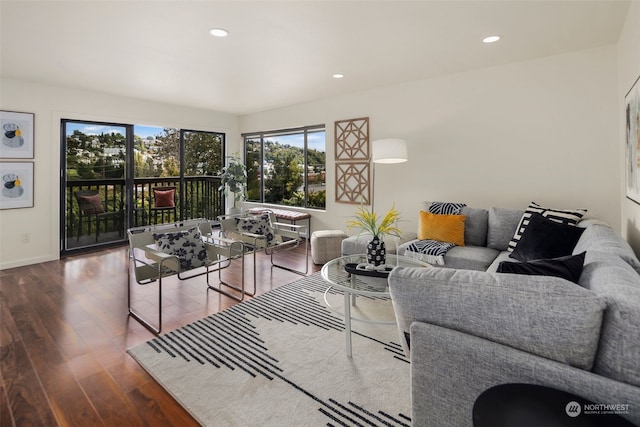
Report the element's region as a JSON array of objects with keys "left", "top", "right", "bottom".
[{"left": 367, "top": 236, "right": 386, "bottom": 266}]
